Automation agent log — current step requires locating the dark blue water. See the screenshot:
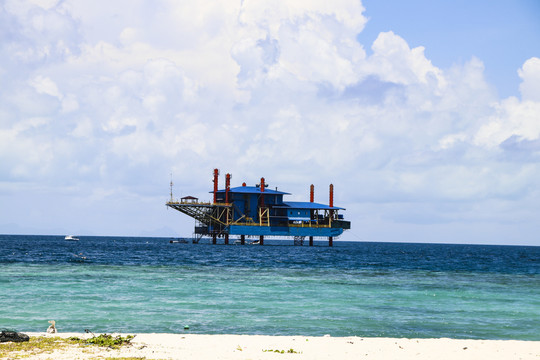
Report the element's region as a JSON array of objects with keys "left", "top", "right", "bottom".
[{"left": 1, "top": 235, "right": 539, "bottom": 340}]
